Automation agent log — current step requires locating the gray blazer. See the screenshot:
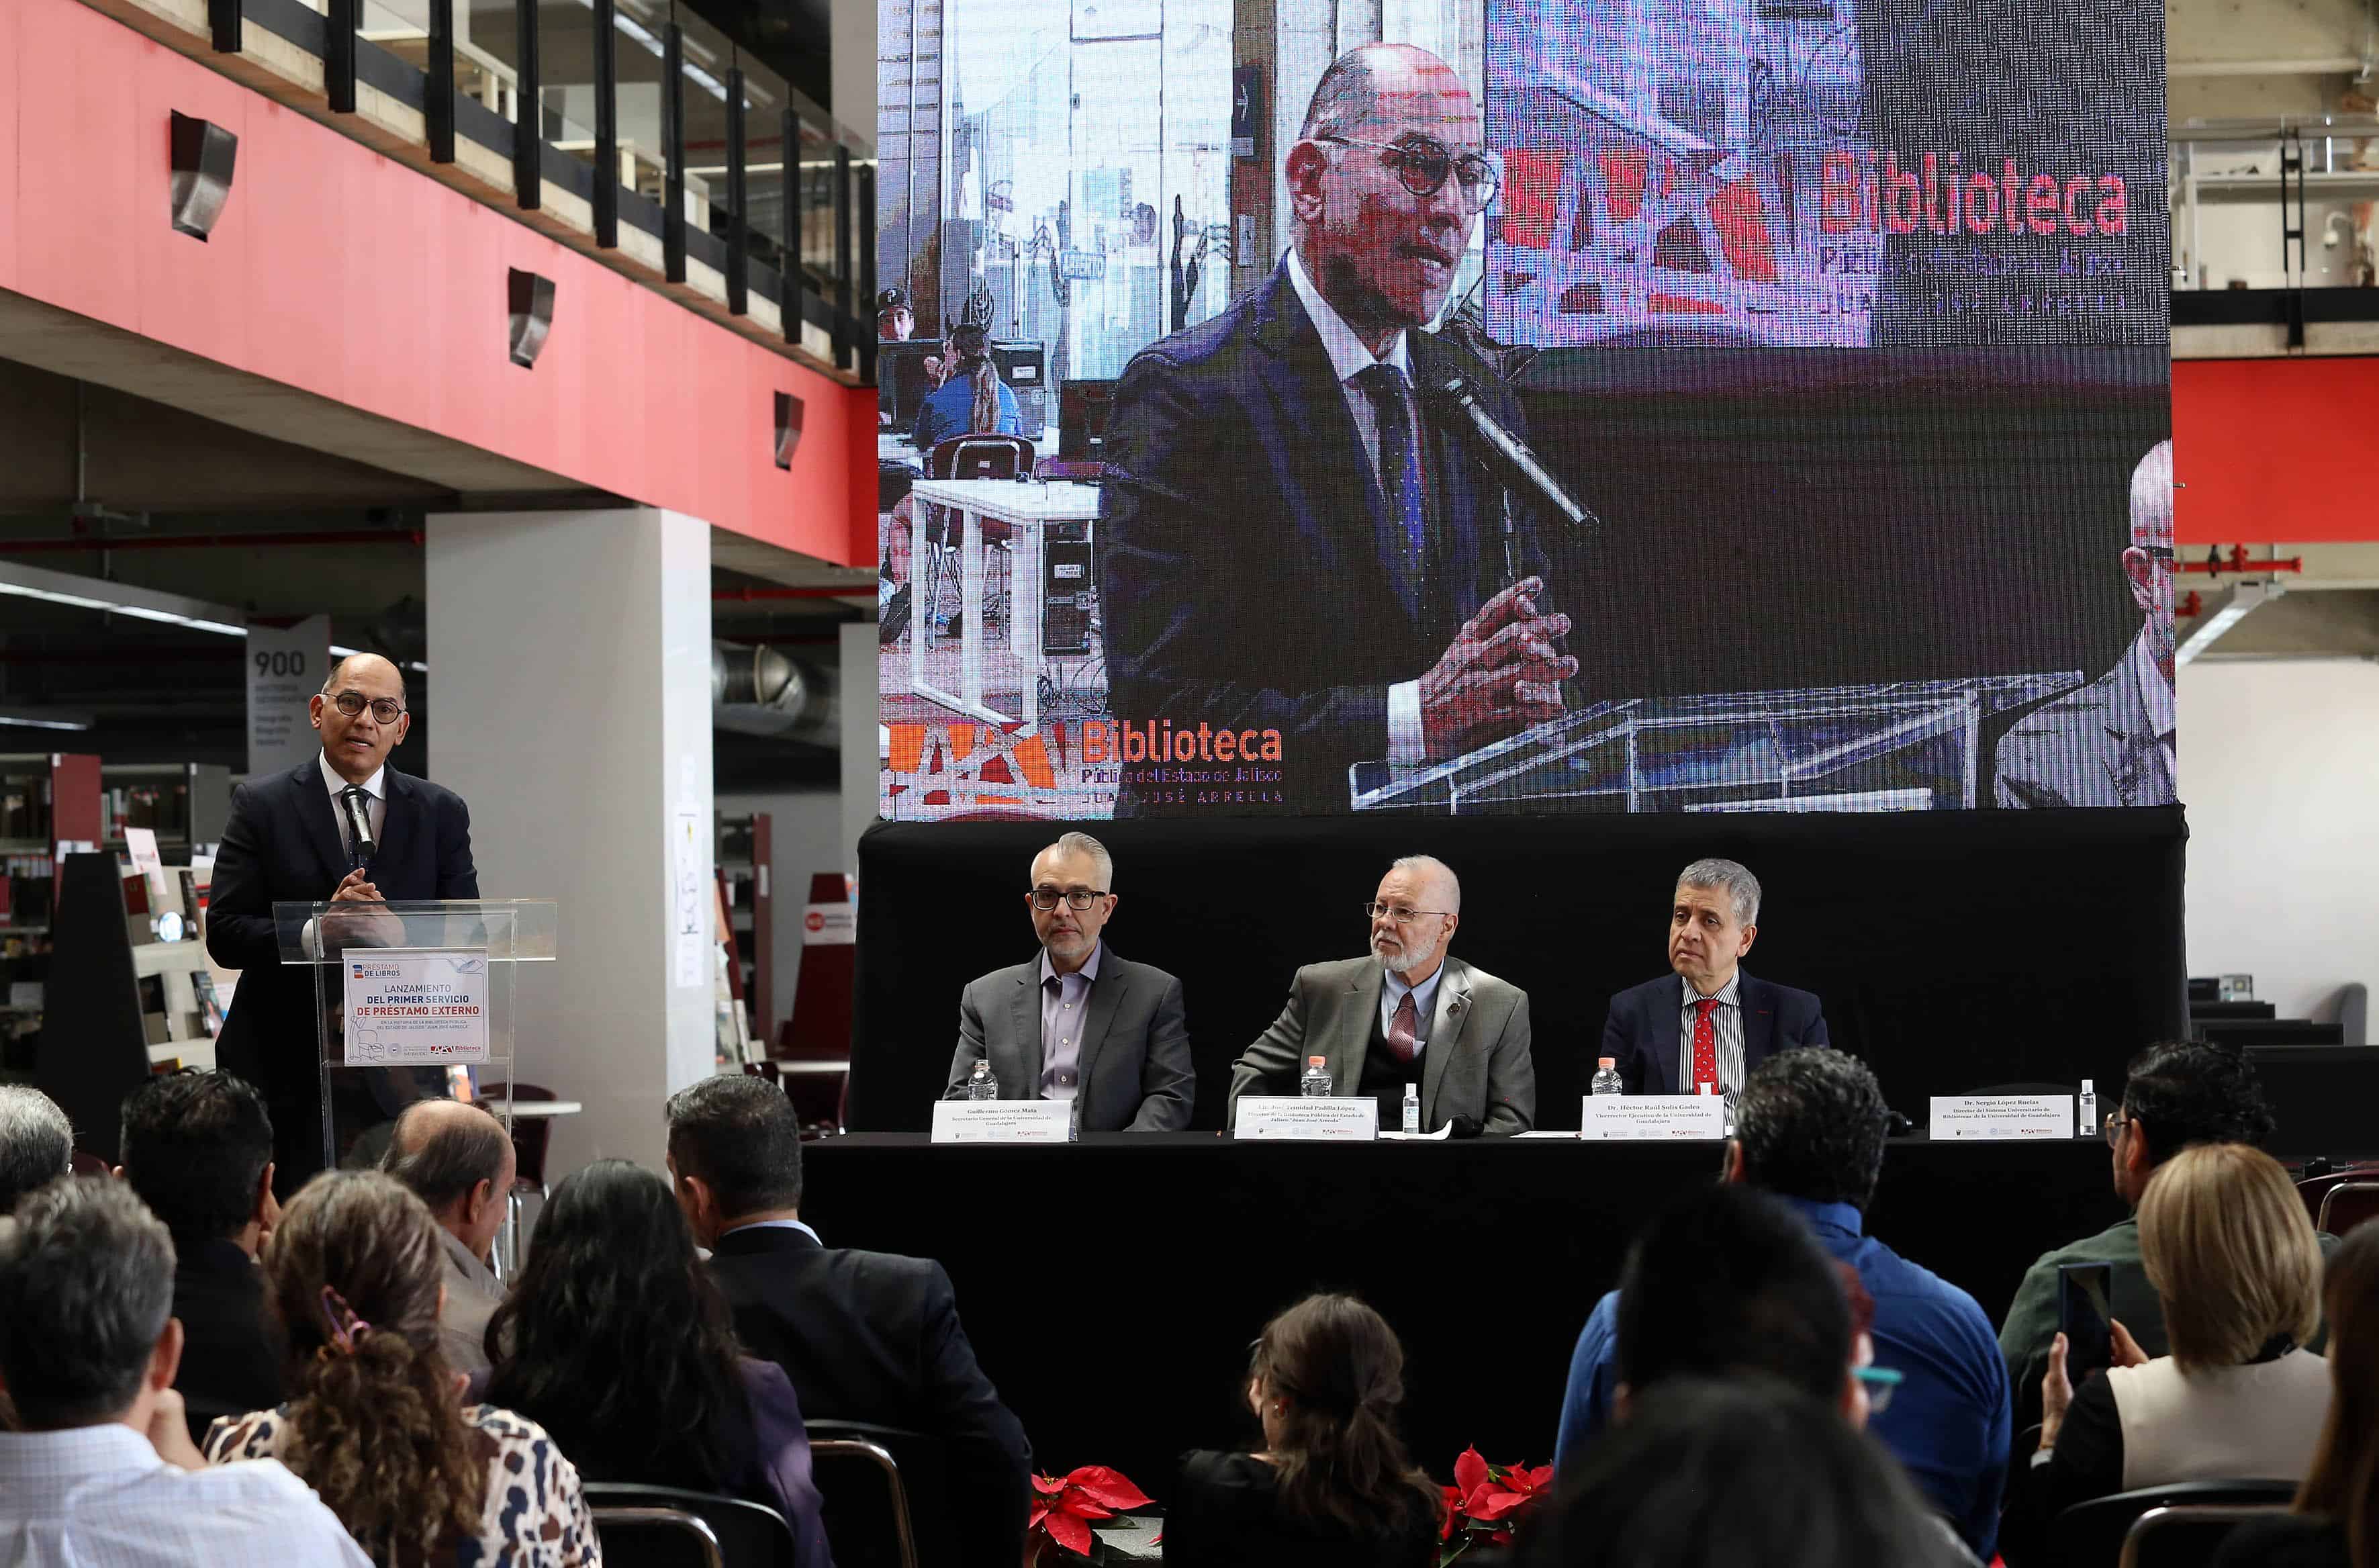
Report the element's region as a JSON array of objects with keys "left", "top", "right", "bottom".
[
  {"left": 1227, "top": 955, "right": 1536, "bottom": 1135},
  {"left": 1994, "top": 632, "right": 2176, "bottom": 808},
  {"left": 943, "top": 947, "right": 1195, "bottom": 1132}
]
